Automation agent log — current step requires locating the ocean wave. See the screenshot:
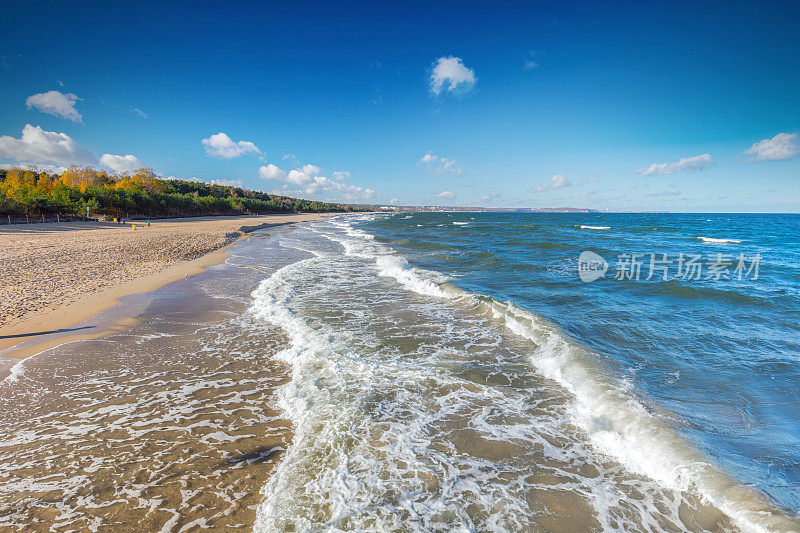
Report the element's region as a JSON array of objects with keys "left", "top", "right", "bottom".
[
  {"left": 360, "top": 219, "right": 798, "bottom": 531},
  {"left": 2, "top": 359, "right": 26, "bottom": 384},
  {"left": 251, "top": 216, "right": 797, "bottom": 533},
  {"left": 698, "top": 237, "right": 743, "bottom": 244},
  {"left": 579, "top": 225, "right": 611, "bottom": 230}
]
